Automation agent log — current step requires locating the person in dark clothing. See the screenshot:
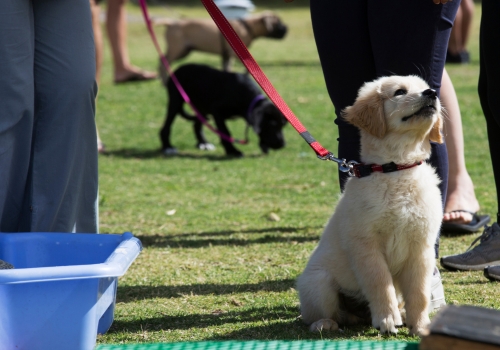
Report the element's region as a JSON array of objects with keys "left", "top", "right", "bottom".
[
  {"left": 306, "top": 0, "right": 461, "bottom": 311},
  {"left": 440, "top": 0, "right": 500, "bottom": 282}
]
